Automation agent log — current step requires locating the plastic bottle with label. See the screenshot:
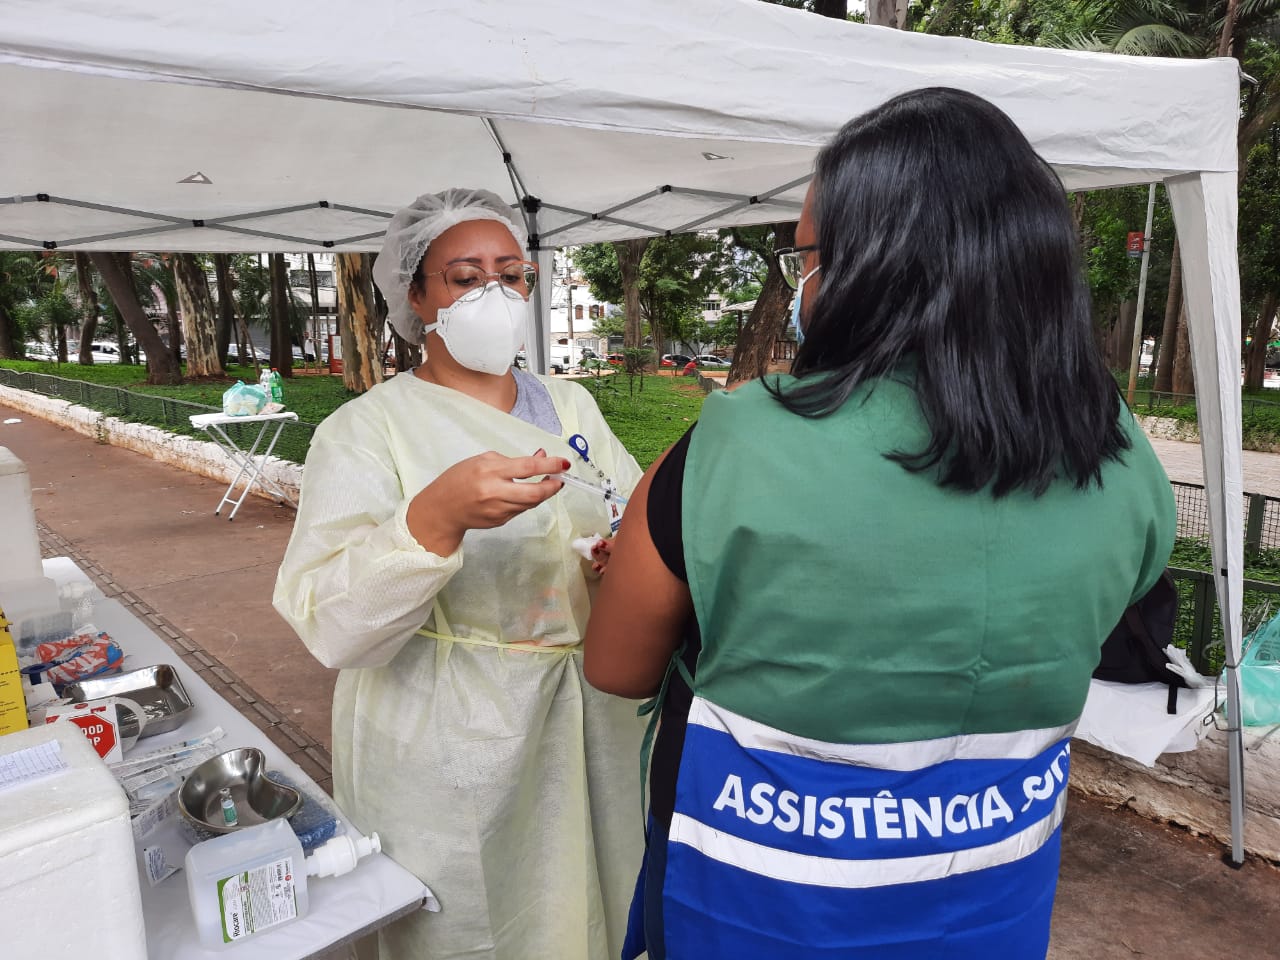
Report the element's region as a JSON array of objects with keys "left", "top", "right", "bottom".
[
  {"left": 268, "top": 369, "right": 283, "bottom": 404},
  {"left": 257, "top": 367, "right": 272, "bottom": 399},
  {"left": 185, "top": 818, "right": 380, "bottom": 949}
]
